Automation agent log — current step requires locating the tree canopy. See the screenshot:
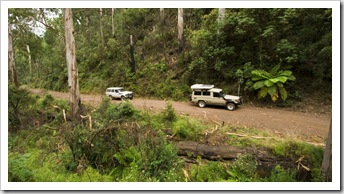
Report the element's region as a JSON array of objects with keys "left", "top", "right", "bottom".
[{"left": 9, "top": 8, "right": 332, "bottom": 103}]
